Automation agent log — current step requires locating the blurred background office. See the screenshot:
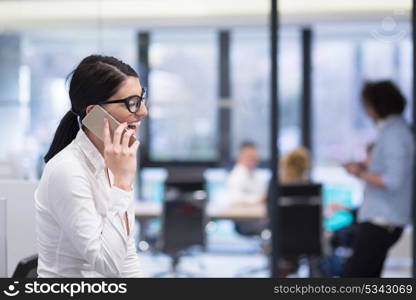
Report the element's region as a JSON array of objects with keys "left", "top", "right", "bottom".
[{"left": 0, "top": 0, "right": 414, "bottom": 277}]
